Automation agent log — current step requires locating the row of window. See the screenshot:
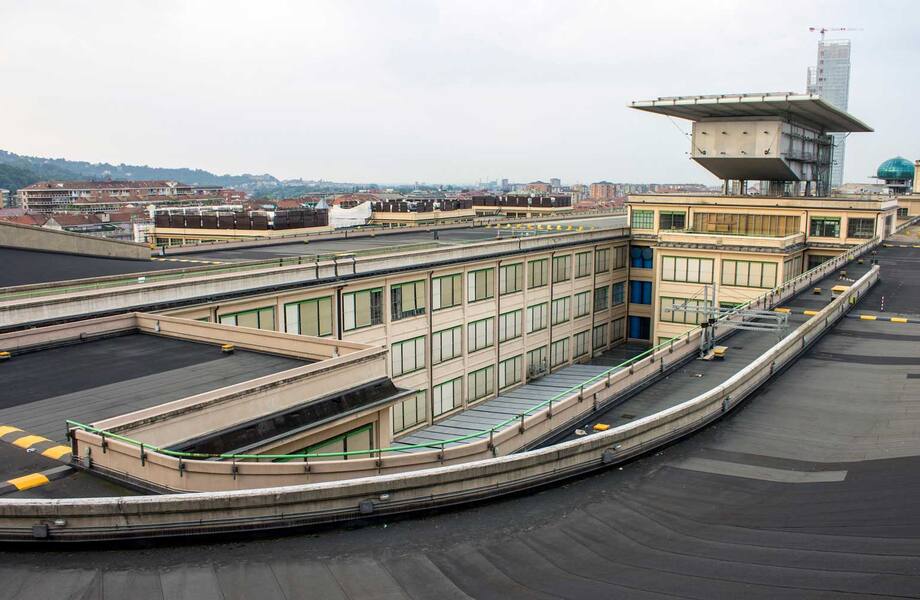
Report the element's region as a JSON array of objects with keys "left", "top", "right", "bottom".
[
  {"left": 397, "top": 290, "right": 627, "bottom": 373},
  {"left": 393, "top": 318, "right": 627, "bottom": 386},
  {"left": 658, "top": 256, "right": 778, "bottom": 289},
  {"left": 253, "top": 281, "right": 628, "bottom": 343},
  {"left": 809, "top": 217, "right": 875, "bottom": 239},
  {"left": 632, "top": 209, "right": 687, "bottom": 231},
  {"left": 633, "top": 210, "right": 876, "bottom": 240}
]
